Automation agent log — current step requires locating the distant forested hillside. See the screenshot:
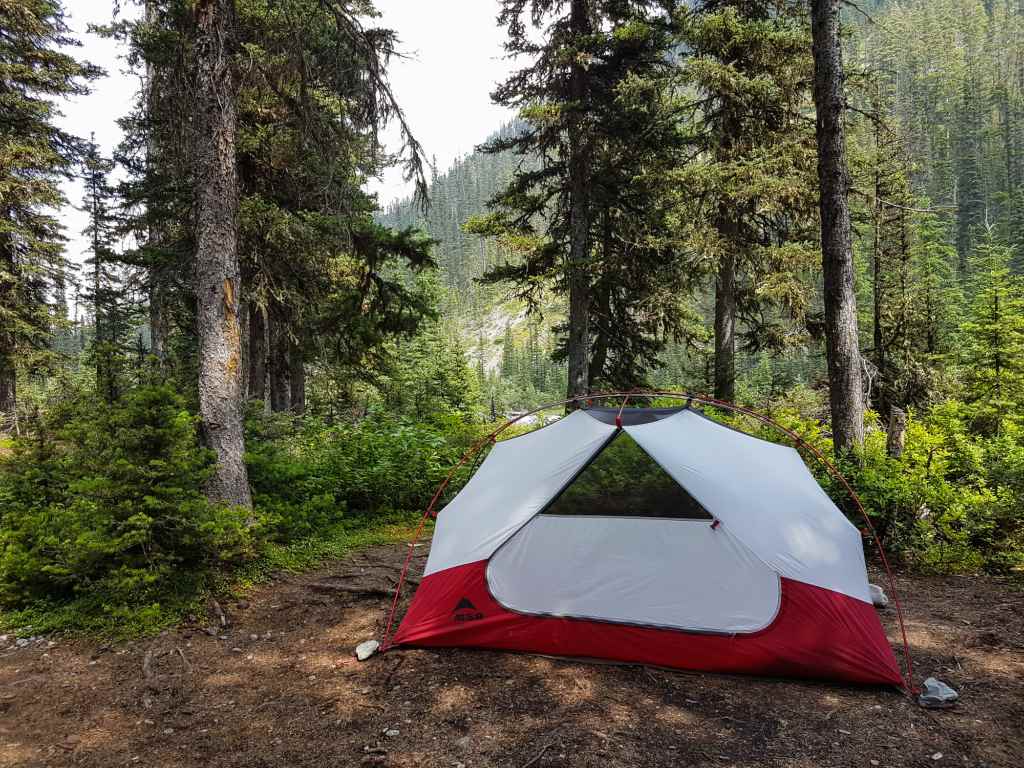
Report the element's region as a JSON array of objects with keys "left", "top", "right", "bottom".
[{"left": 378, "top": 122, "right": 568, "bottom": 406}]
